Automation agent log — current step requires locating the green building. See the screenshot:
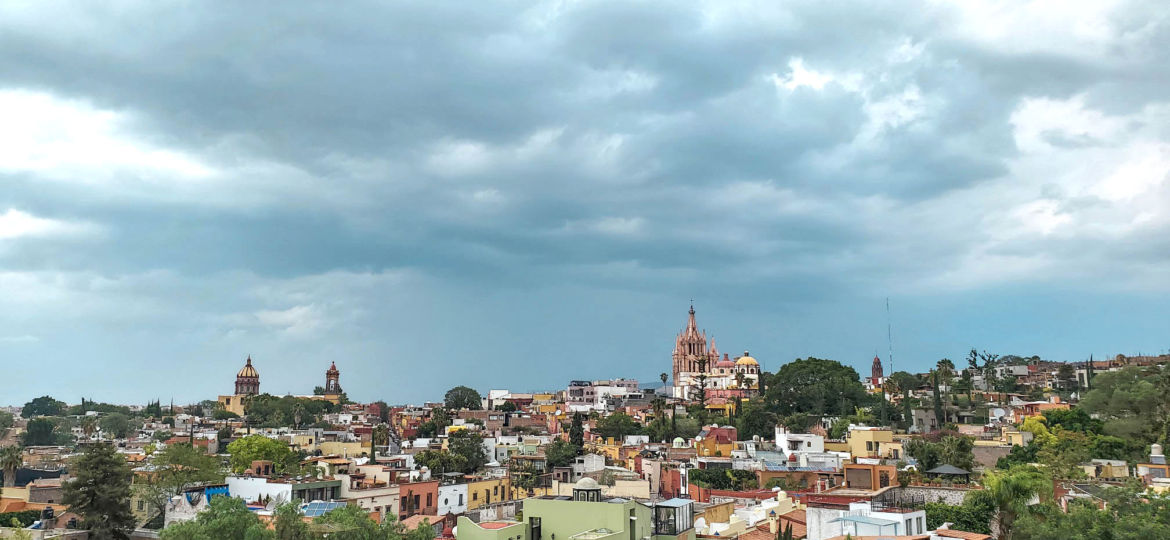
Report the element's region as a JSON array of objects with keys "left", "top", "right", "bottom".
[{"left": 457, "top": 478, "right": 695, "bottom": 540}]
